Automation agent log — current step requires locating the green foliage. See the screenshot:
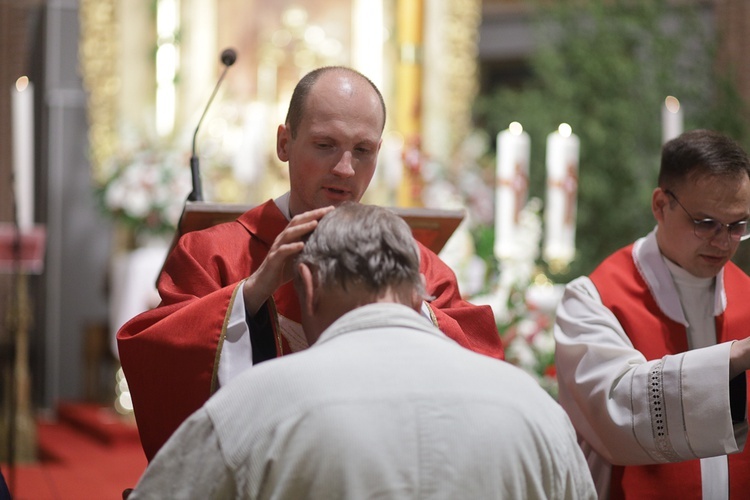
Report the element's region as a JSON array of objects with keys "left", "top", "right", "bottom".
[
  {"left": 475, "top": 0, "right": 749, "bottom": 279},
  {"left": 471, "top": 224, "right": 499, "bottom": 283}
]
